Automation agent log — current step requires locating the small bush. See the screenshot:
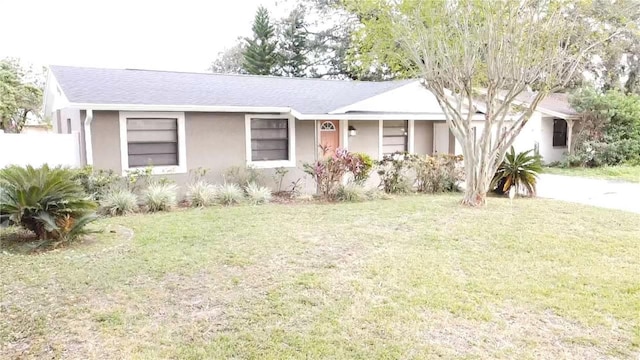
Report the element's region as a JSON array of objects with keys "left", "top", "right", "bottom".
[
  {"left": 143, "top": 182, "right": 178, "bottom": 212},
  {"left": 186, "top": 181, "right": 217, "bottom": 207},
  {"left": 100, "top": 189, "right": 138, "bottom": 216},
  {"left": 245, "top": 182, "right": 272, "bottom": 205},
  {"left": 377, "top": 152, "right": 413, "bottom": 193},
  {"left": 0, "top": 165, "right": 98, "bottom": 242},
  {"left": 72, "top": 166, "right": 121, "bottom": 200},
  {"left": 215, "top": 183, "right": 244, "bottom": 205},
  {"left": 411, "top": 154, "right": 464, "bottom": 193},
  {"left": 336, "top": 183, "right": 368, "bottom": 202},
  {"left": 491, "top": 147, "right": 542, "bottom": 196},
  {"left": 353, "top": 153, "right": 374, "bottom": 184},
  {"left": 224, "top": 165, "right": 264, "bottom": 186},
  {"left": 303, "top": 147, "right": 367, "bottom": 199}
]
